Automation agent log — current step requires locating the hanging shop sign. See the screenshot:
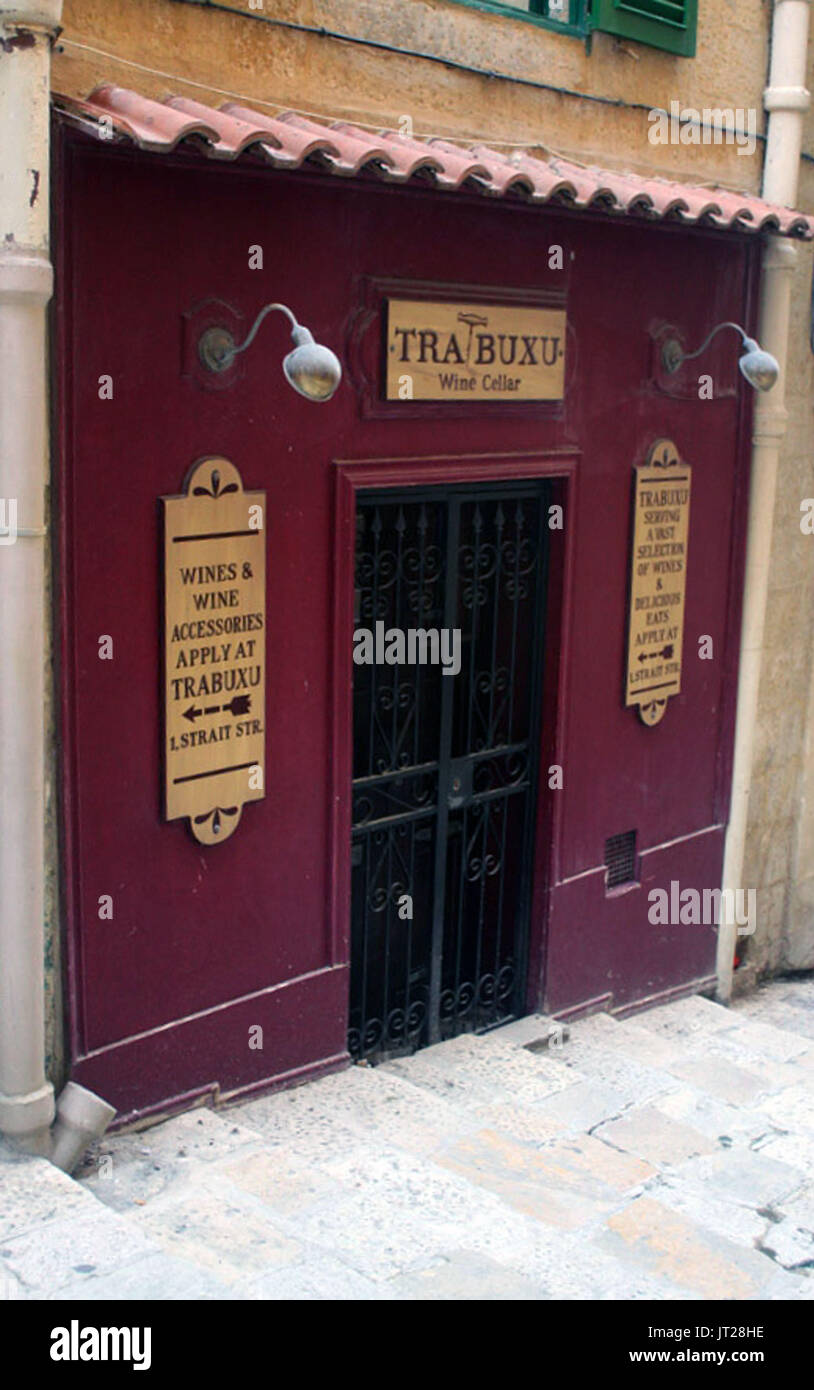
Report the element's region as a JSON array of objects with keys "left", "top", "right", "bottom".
[
  {"left": 625, "top": 438, "right": 691, "bottom": 727},
  {"left": 385, "top": 298, "right": 566, "bottom": 401},
  {"left": 161, "top": 457, "right": 266, "bottom": 844}
]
